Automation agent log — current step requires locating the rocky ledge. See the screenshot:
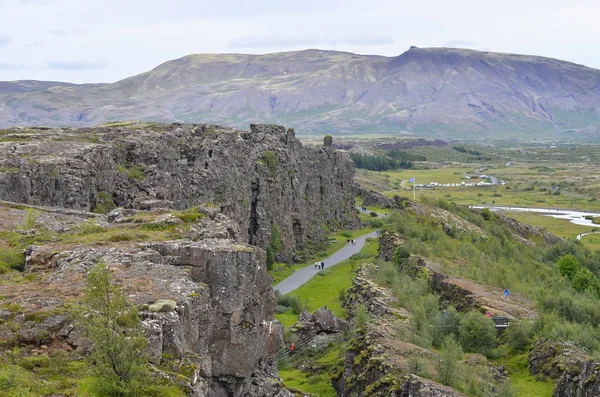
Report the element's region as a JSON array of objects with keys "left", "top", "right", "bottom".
[{"left": 0, "top": 122, "right": 358, "bottom": 261}]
